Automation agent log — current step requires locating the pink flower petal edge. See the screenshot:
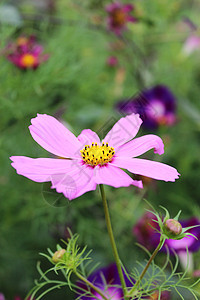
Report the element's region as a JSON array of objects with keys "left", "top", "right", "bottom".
[
  {"left": 111, "top": 157, "right": 180, "bottom": 182},
  {"left": 29, "top": 114, "right": 81, "bottom": 158},
  {"left": 103, "top": 113, "right": 142, "bottom": 148},
  {"left": 116, "top": 134, "right": 164, "bottom": 157},
  {"left": 10, "top": 156, "right": 78, "bottom": 182},
  {"left": 78, "top": 129, "right": 101, "bottom": 145}
]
